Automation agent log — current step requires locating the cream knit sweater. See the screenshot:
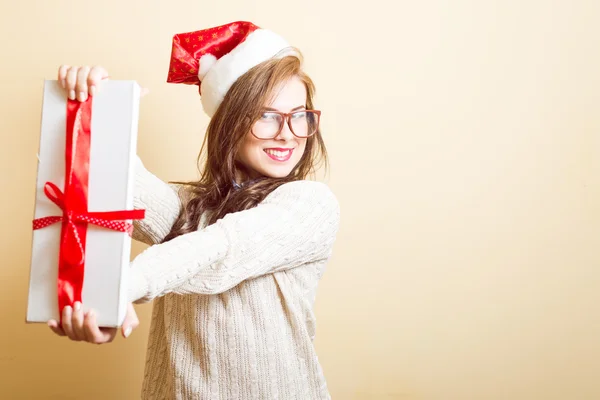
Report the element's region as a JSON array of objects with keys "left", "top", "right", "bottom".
[{"left": 128, "top": 157, "right": 340, "bottom": 400}]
